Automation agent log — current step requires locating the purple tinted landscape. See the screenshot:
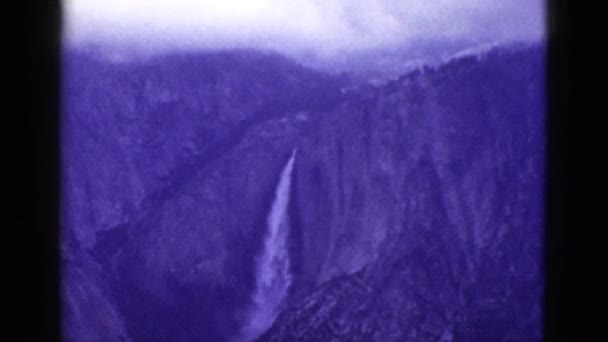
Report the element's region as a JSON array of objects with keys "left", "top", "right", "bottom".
[{"left": 61, "top": 35, "right": 546, "bottom": 341}]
